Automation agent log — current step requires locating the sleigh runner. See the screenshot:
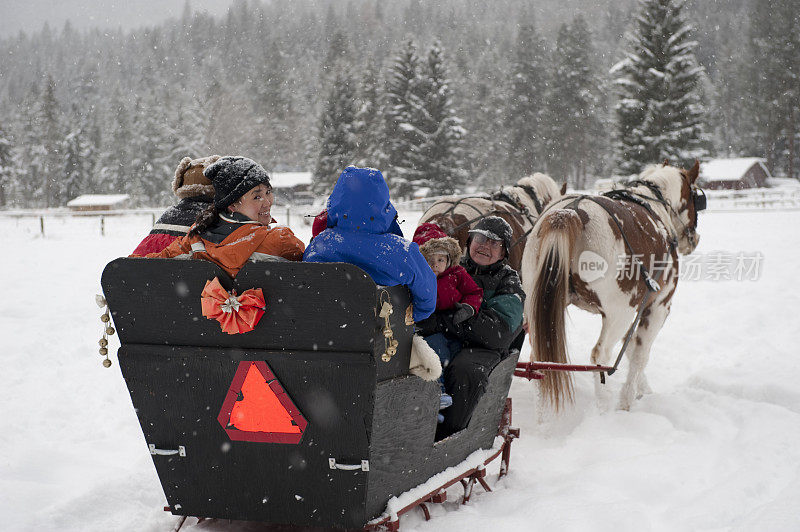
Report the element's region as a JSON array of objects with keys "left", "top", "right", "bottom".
[{"left": 100, "top": 257, "right": 519, "bottom": 530}]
